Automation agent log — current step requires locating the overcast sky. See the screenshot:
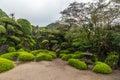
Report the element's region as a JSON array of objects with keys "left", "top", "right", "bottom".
[{"left": 0, "top": 0, "right": 91, "bottom": 26}]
